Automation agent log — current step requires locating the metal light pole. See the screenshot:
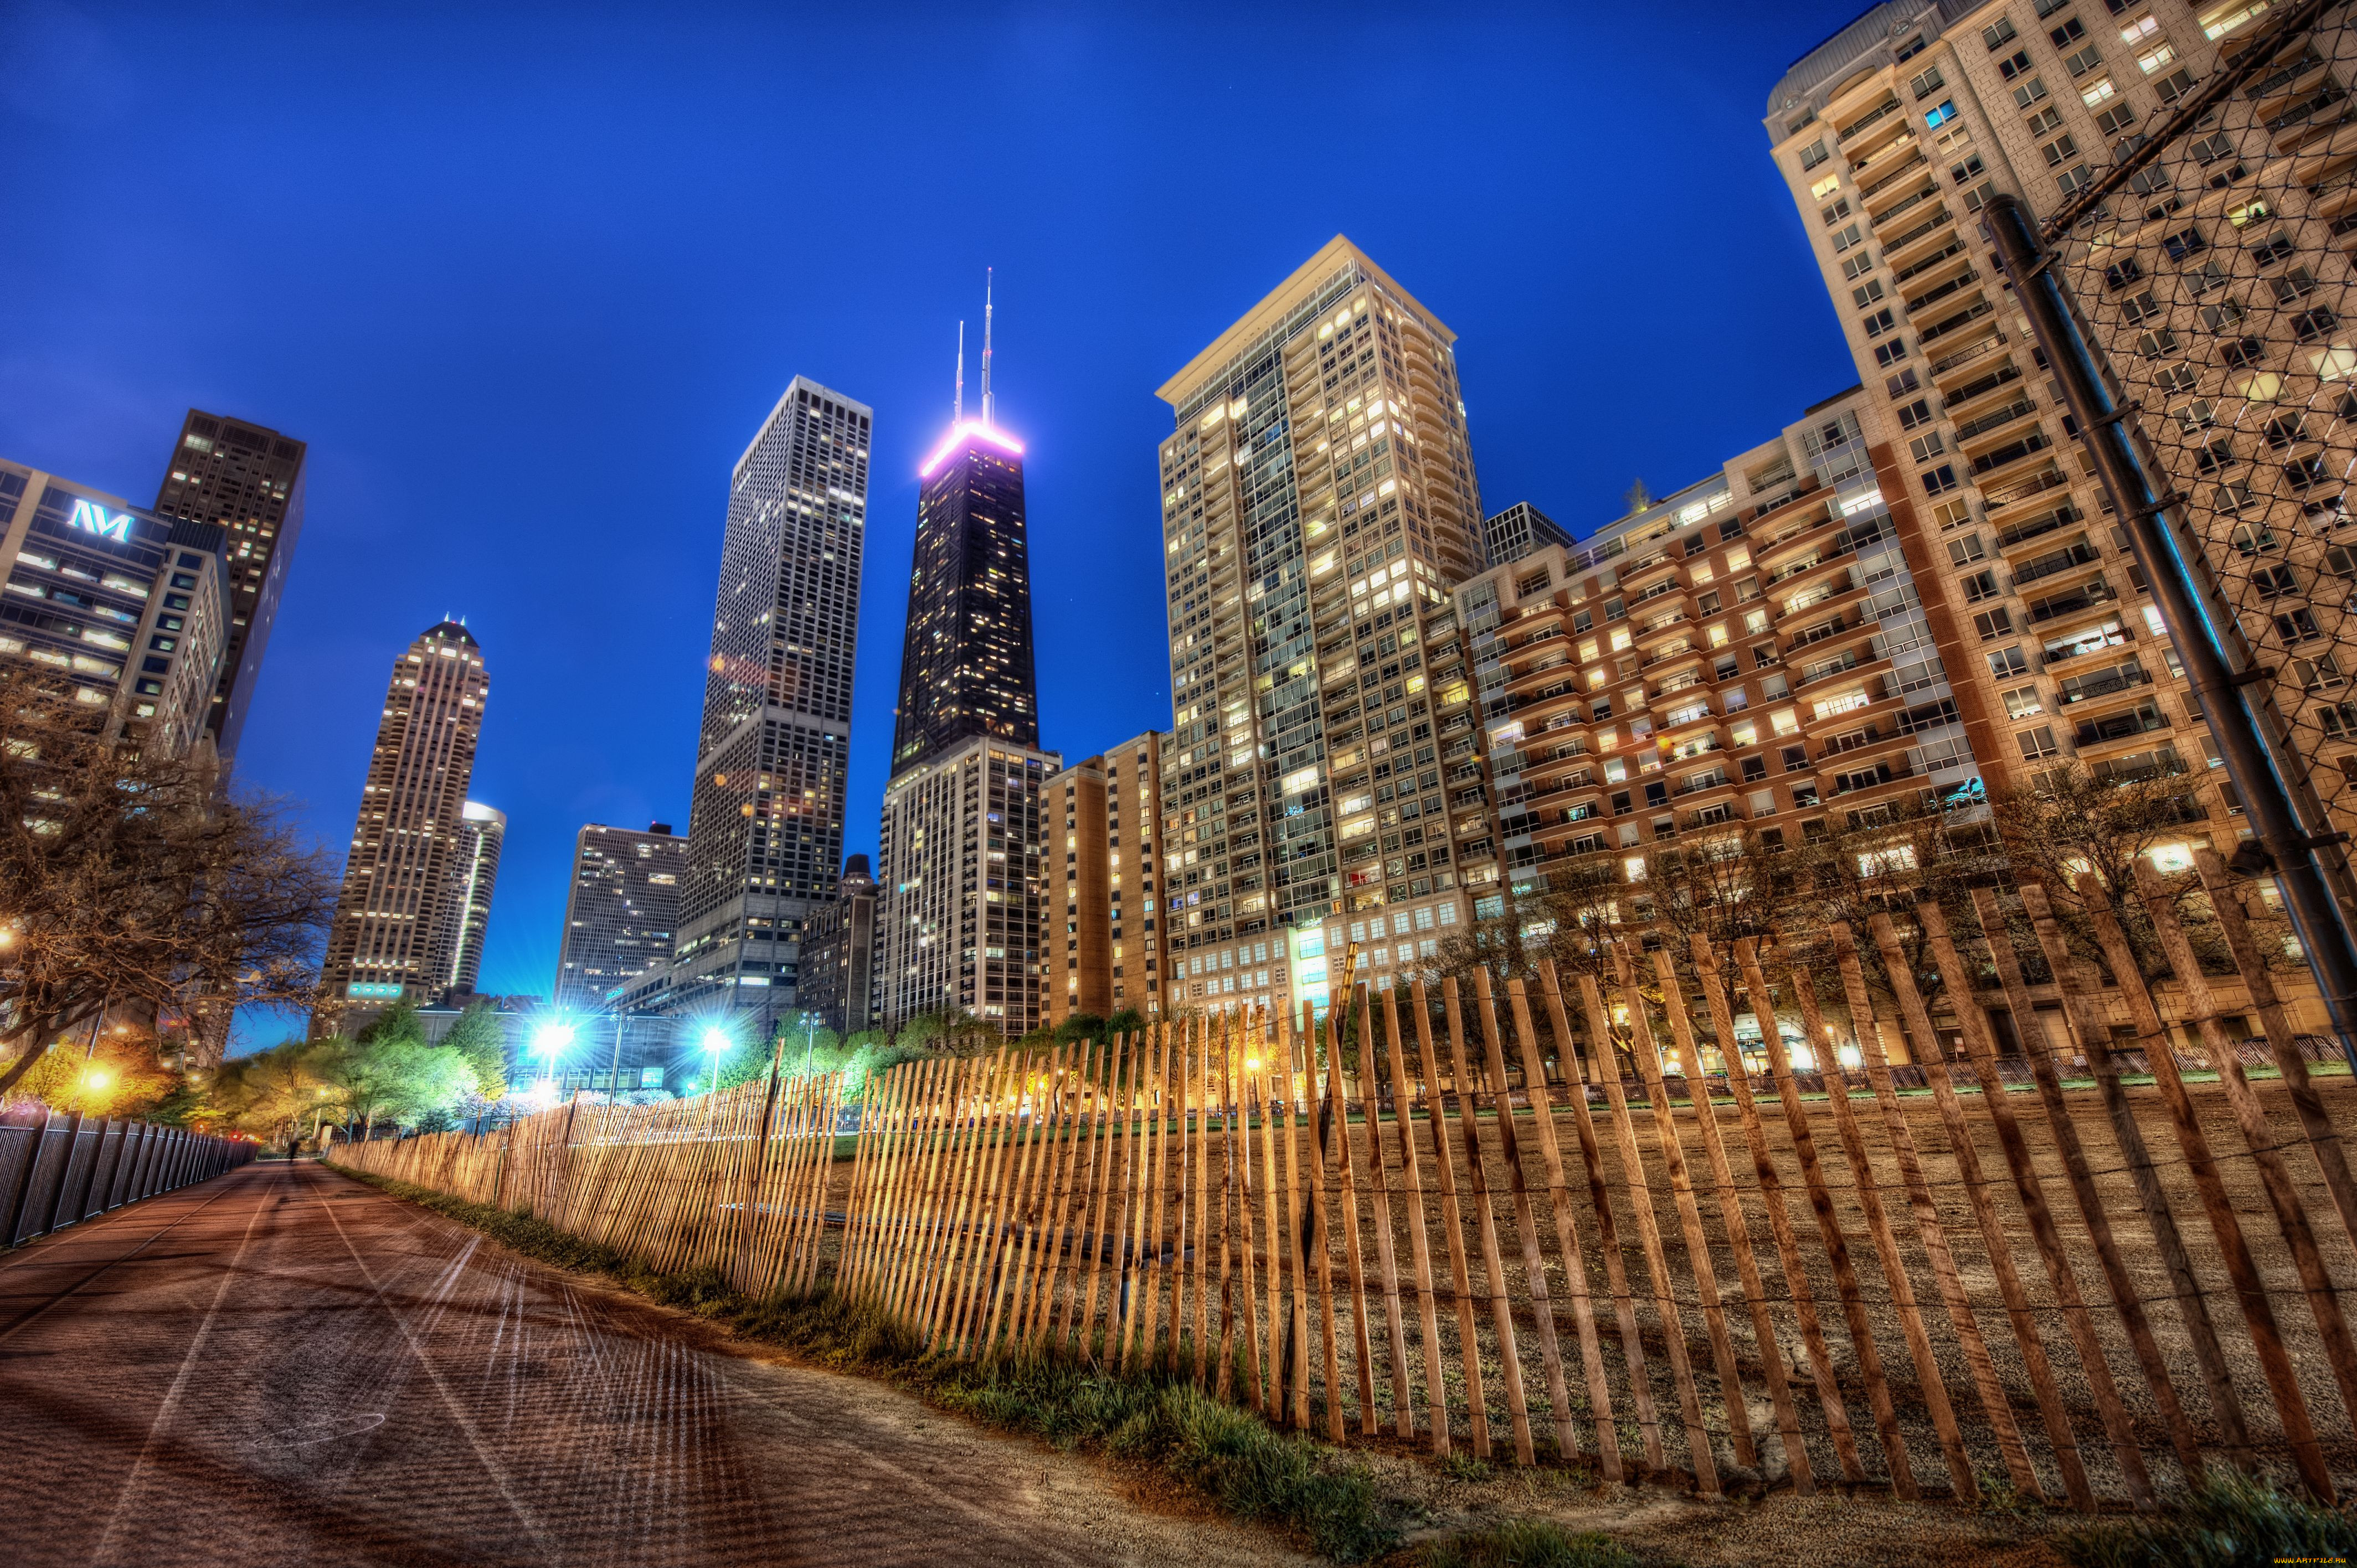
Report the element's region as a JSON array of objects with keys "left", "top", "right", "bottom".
[{"left": 1987, "top": 194, "right": 2357, "bottom": 1072}]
